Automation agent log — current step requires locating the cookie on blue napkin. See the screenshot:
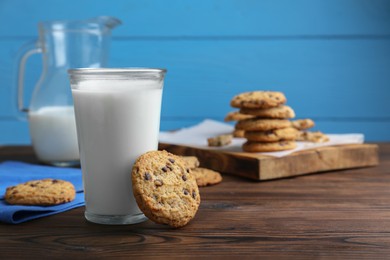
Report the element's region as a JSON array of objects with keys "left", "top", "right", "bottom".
[
  {"left": 5, "top": 179, "right": 76, "bottom": 206},
  {"left": 0, "top": 161, "right": 84, "bottom": 224}
]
